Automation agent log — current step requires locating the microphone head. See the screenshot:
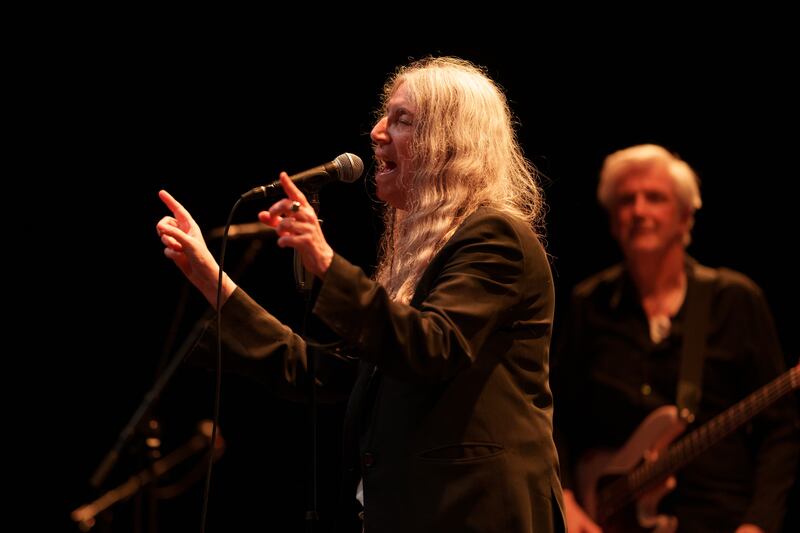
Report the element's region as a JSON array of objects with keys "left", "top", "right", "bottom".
[{"left": 332, "top": 153, "right": 364, "bottom": 183}]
